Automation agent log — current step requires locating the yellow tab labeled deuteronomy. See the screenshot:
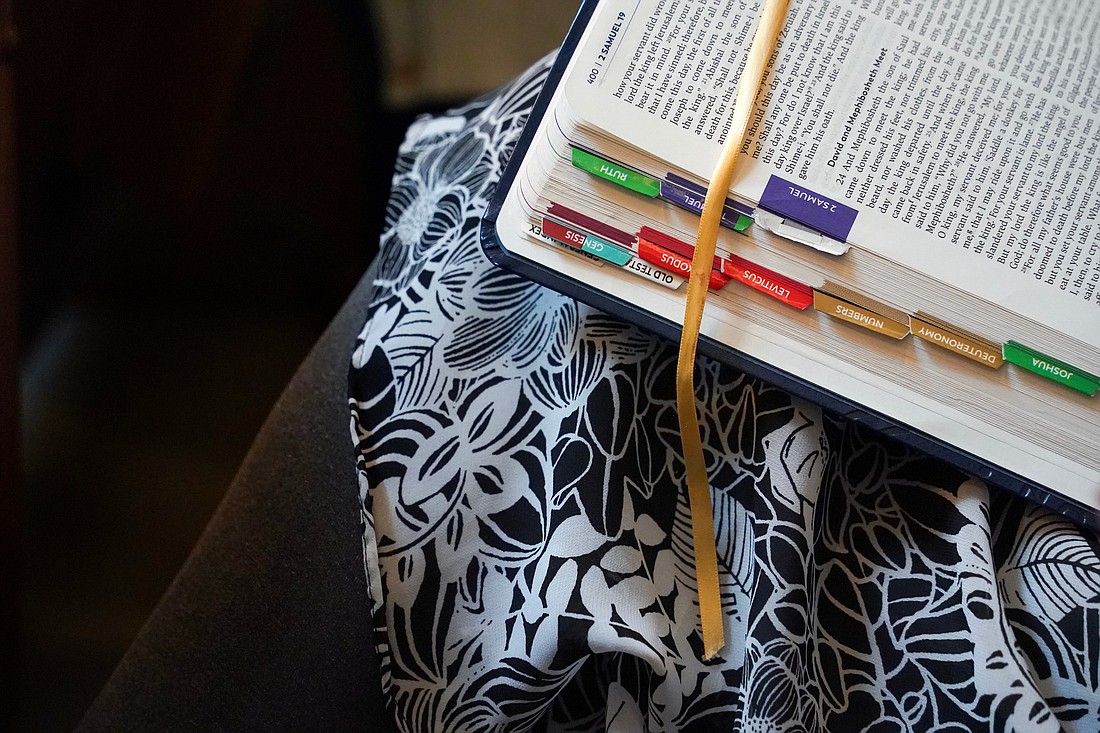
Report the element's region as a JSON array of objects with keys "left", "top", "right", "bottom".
[
  {"left": 814, "top": 289, "right": 910, "bottom": 339},
  {"left": 909, "top": 314, "right": 1004, "bottom": 369}
]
